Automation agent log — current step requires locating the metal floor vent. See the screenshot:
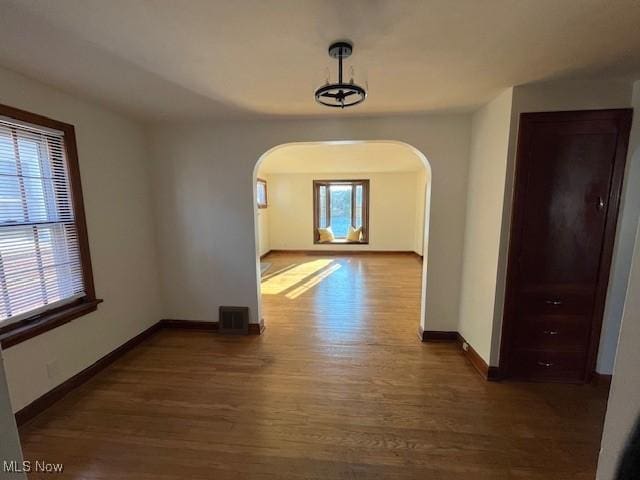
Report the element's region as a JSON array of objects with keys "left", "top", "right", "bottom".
[{"left": 218, "top": 306, "right": 249, "bottom": 335}]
